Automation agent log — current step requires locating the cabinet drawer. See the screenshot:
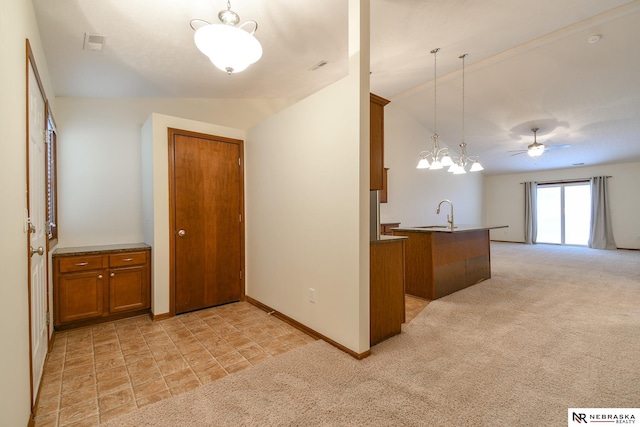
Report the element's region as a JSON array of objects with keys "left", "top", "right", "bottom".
[
  {"left": 109, "top": 251, "right": 147, "bottom": 268},
  {"left": 58, "top": 255, "right": 104, "bottom": 273}
]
